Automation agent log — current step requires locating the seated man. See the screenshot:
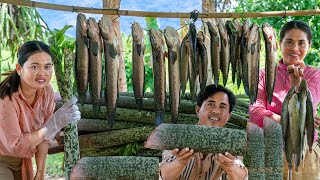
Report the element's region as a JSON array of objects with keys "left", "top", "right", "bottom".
[{"left": 160, "top": 84, "right": 248, "bottom": 180}]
